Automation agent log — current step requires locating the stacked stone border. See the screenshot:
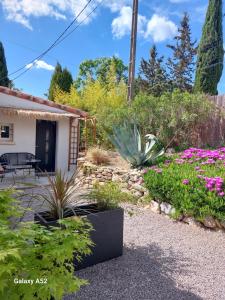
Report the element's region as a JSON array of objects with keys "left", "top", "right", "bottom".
[{"left": 78, "top": 162, "right": 225, "bottom": 232}]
